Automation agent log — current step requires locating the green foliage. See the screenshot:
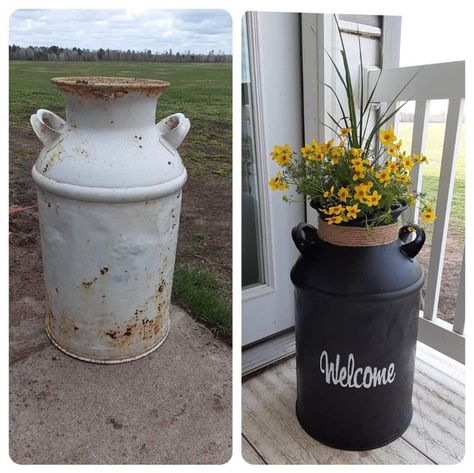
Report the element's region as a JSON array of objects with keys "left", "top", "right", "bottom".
[{"left": 172, "top": 267, "right": 232, "bottom": 339}]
